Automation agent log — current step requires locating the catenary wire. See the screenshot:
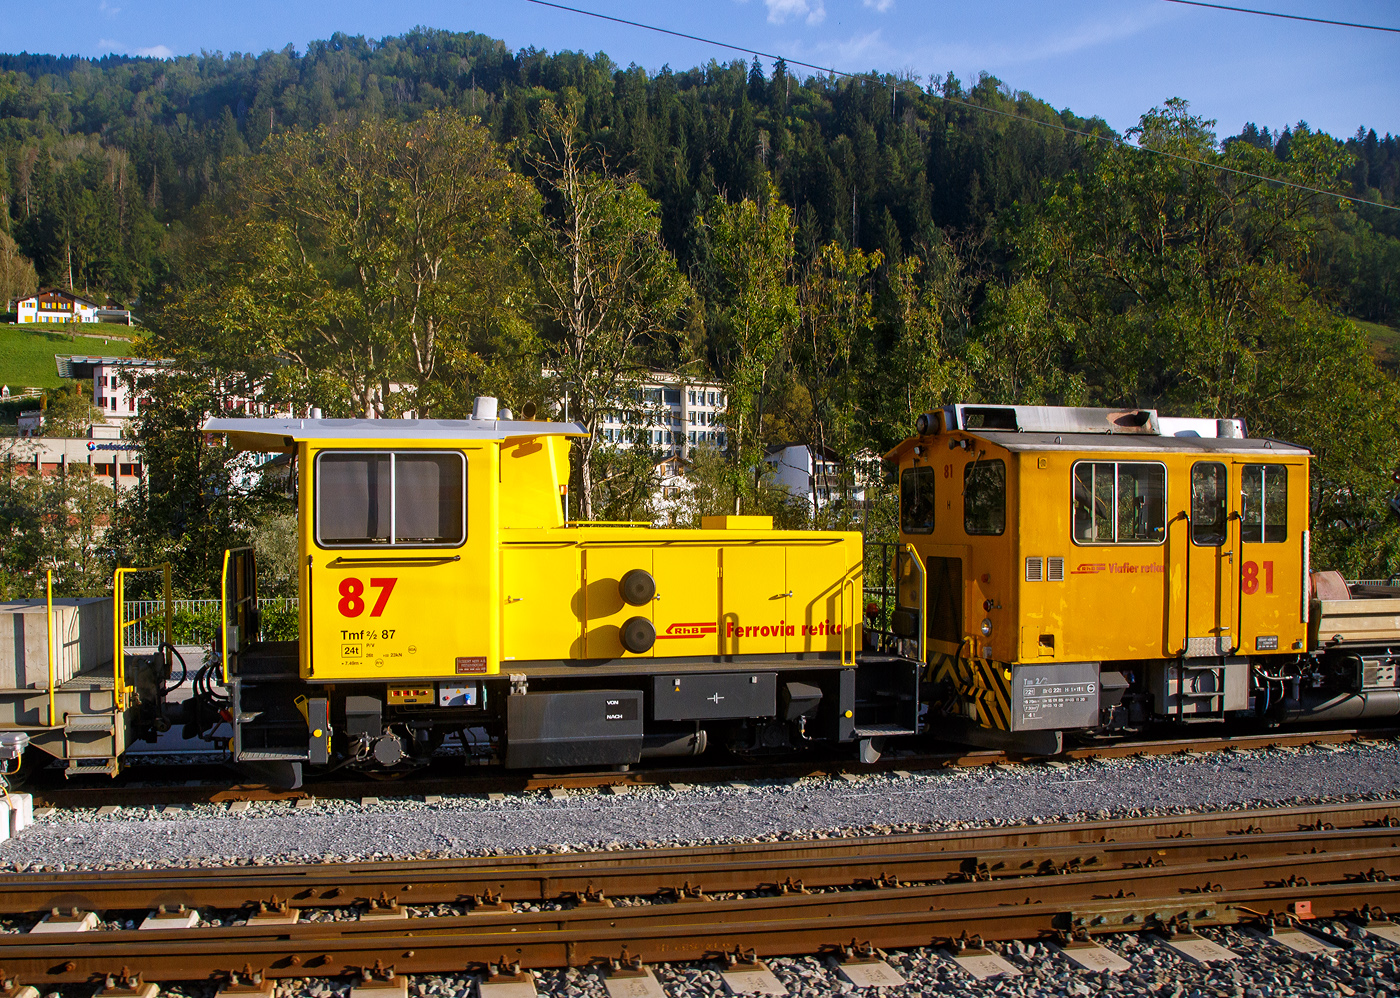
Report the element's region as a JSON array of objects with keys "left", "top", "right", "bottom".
[
  {"left": 520, "top": 0, "right": 1398, "bottom": 213},
  {"left": 1160, "top": 0, "right": 1400, "bottom": 34}
]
